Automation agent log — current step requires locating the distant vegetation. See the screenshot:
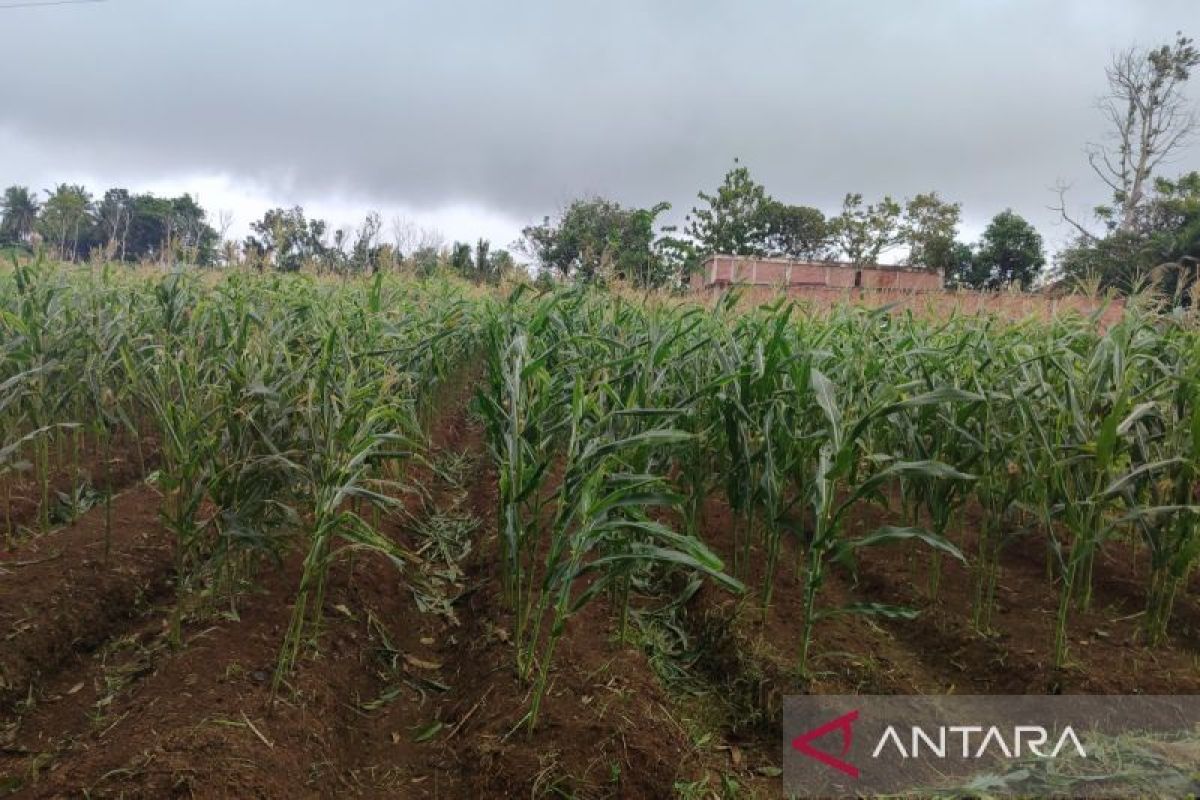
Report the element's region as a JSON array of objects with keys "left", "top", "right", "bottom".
[{"left": 2, "top": 33, "right": 1198, "bottom": 298}]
